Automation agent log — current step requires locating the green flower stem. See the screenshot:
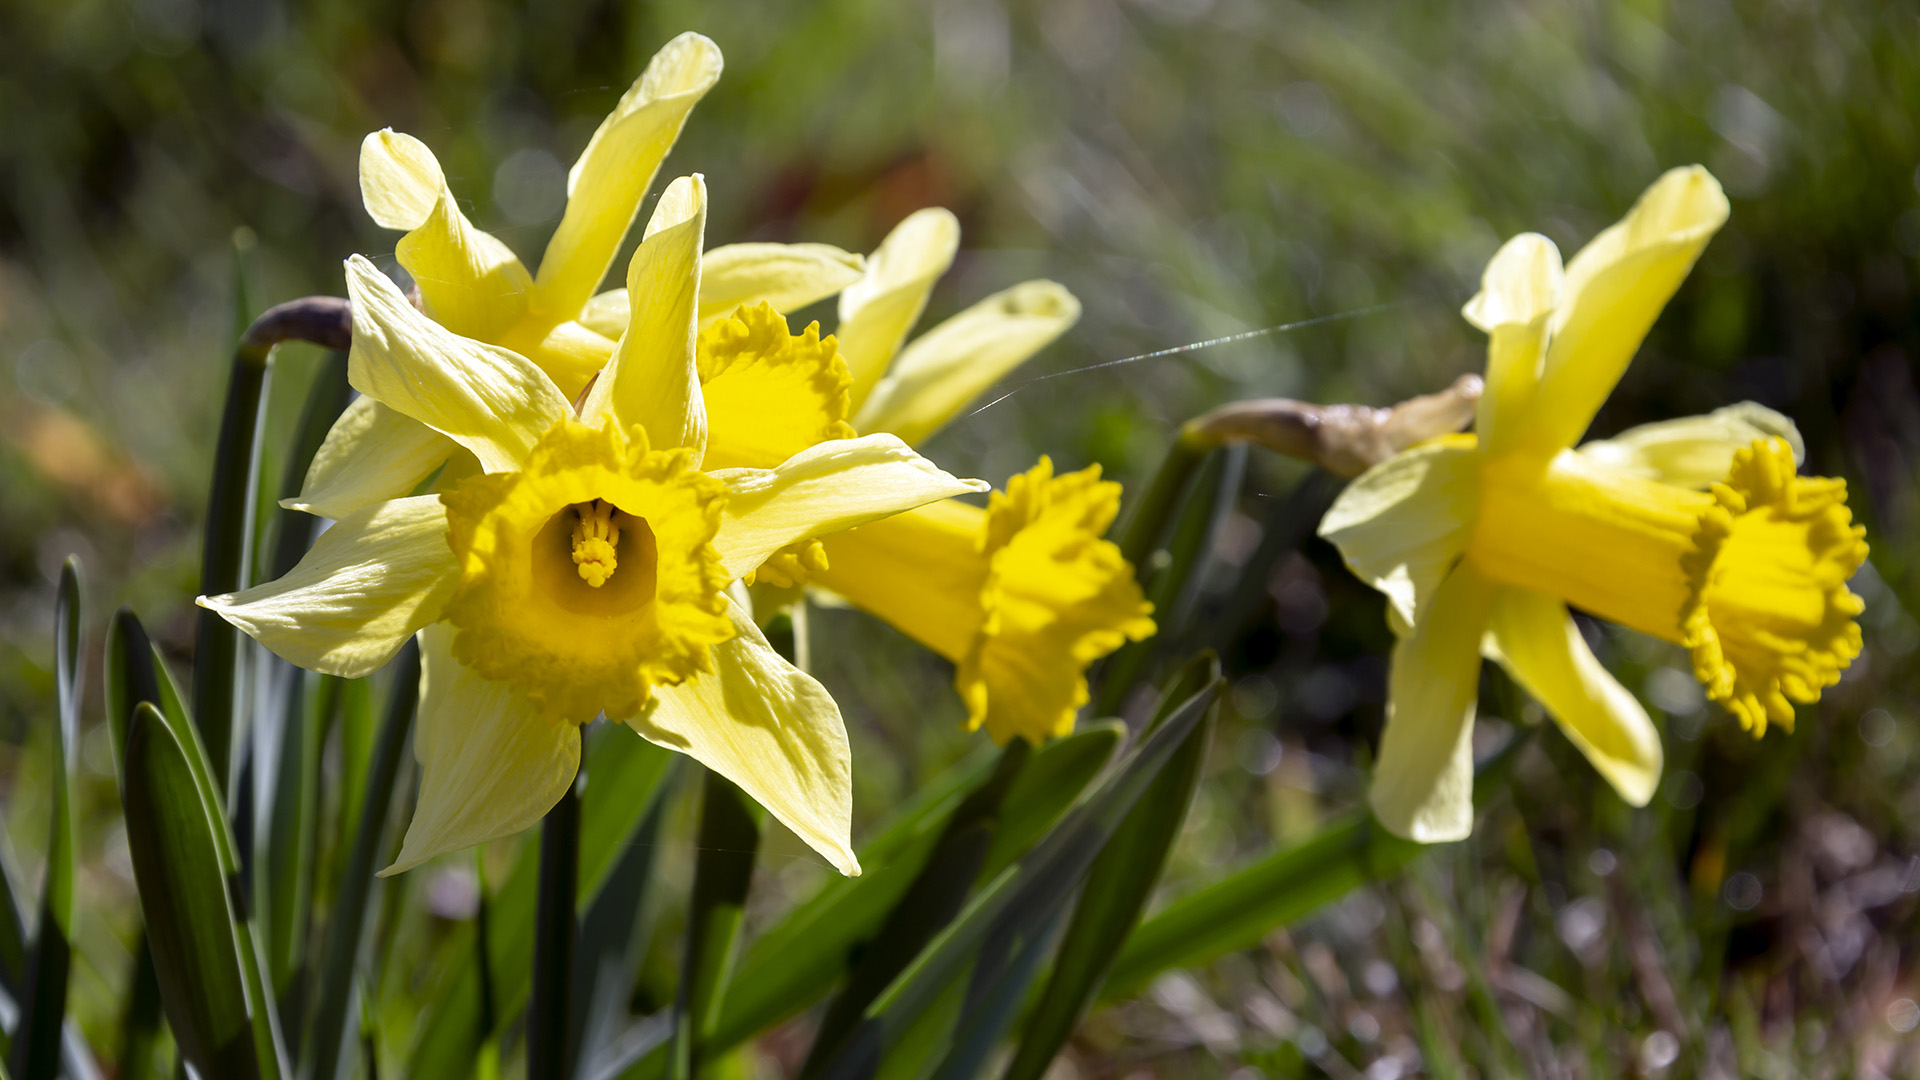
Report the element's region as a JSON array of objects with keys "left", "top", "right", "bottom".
[
  {"left": 302, "top": 642, "right": 417, "bottom": 1080},
  {"left": 529, "top": 762, "right": 584, "bottom": 1080},
  {"left": 197, "top": 296, "right": 352, "bottom": 791},
  {"left": 671, "top": 771, "right": 763, "bottom": 1080}
]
